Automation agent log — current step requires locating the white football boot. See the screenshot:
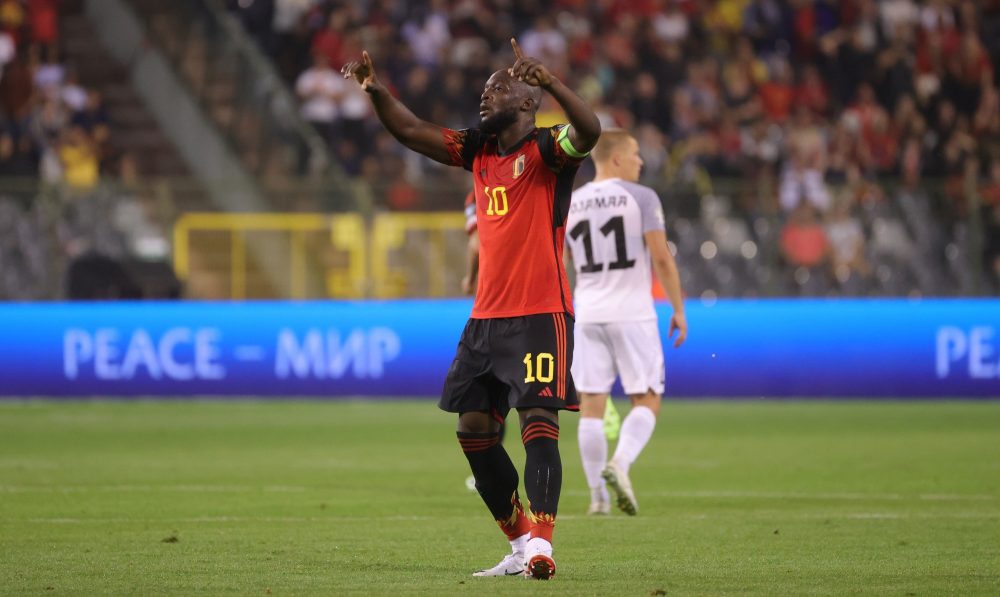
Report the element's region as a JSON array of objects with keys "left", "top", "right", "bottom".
[
  {"left": 602, "top": 460, "right": 638, "bottom": 515},
  {"left": 472, "top": 552, "right": 525, "bottom": 577}
]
